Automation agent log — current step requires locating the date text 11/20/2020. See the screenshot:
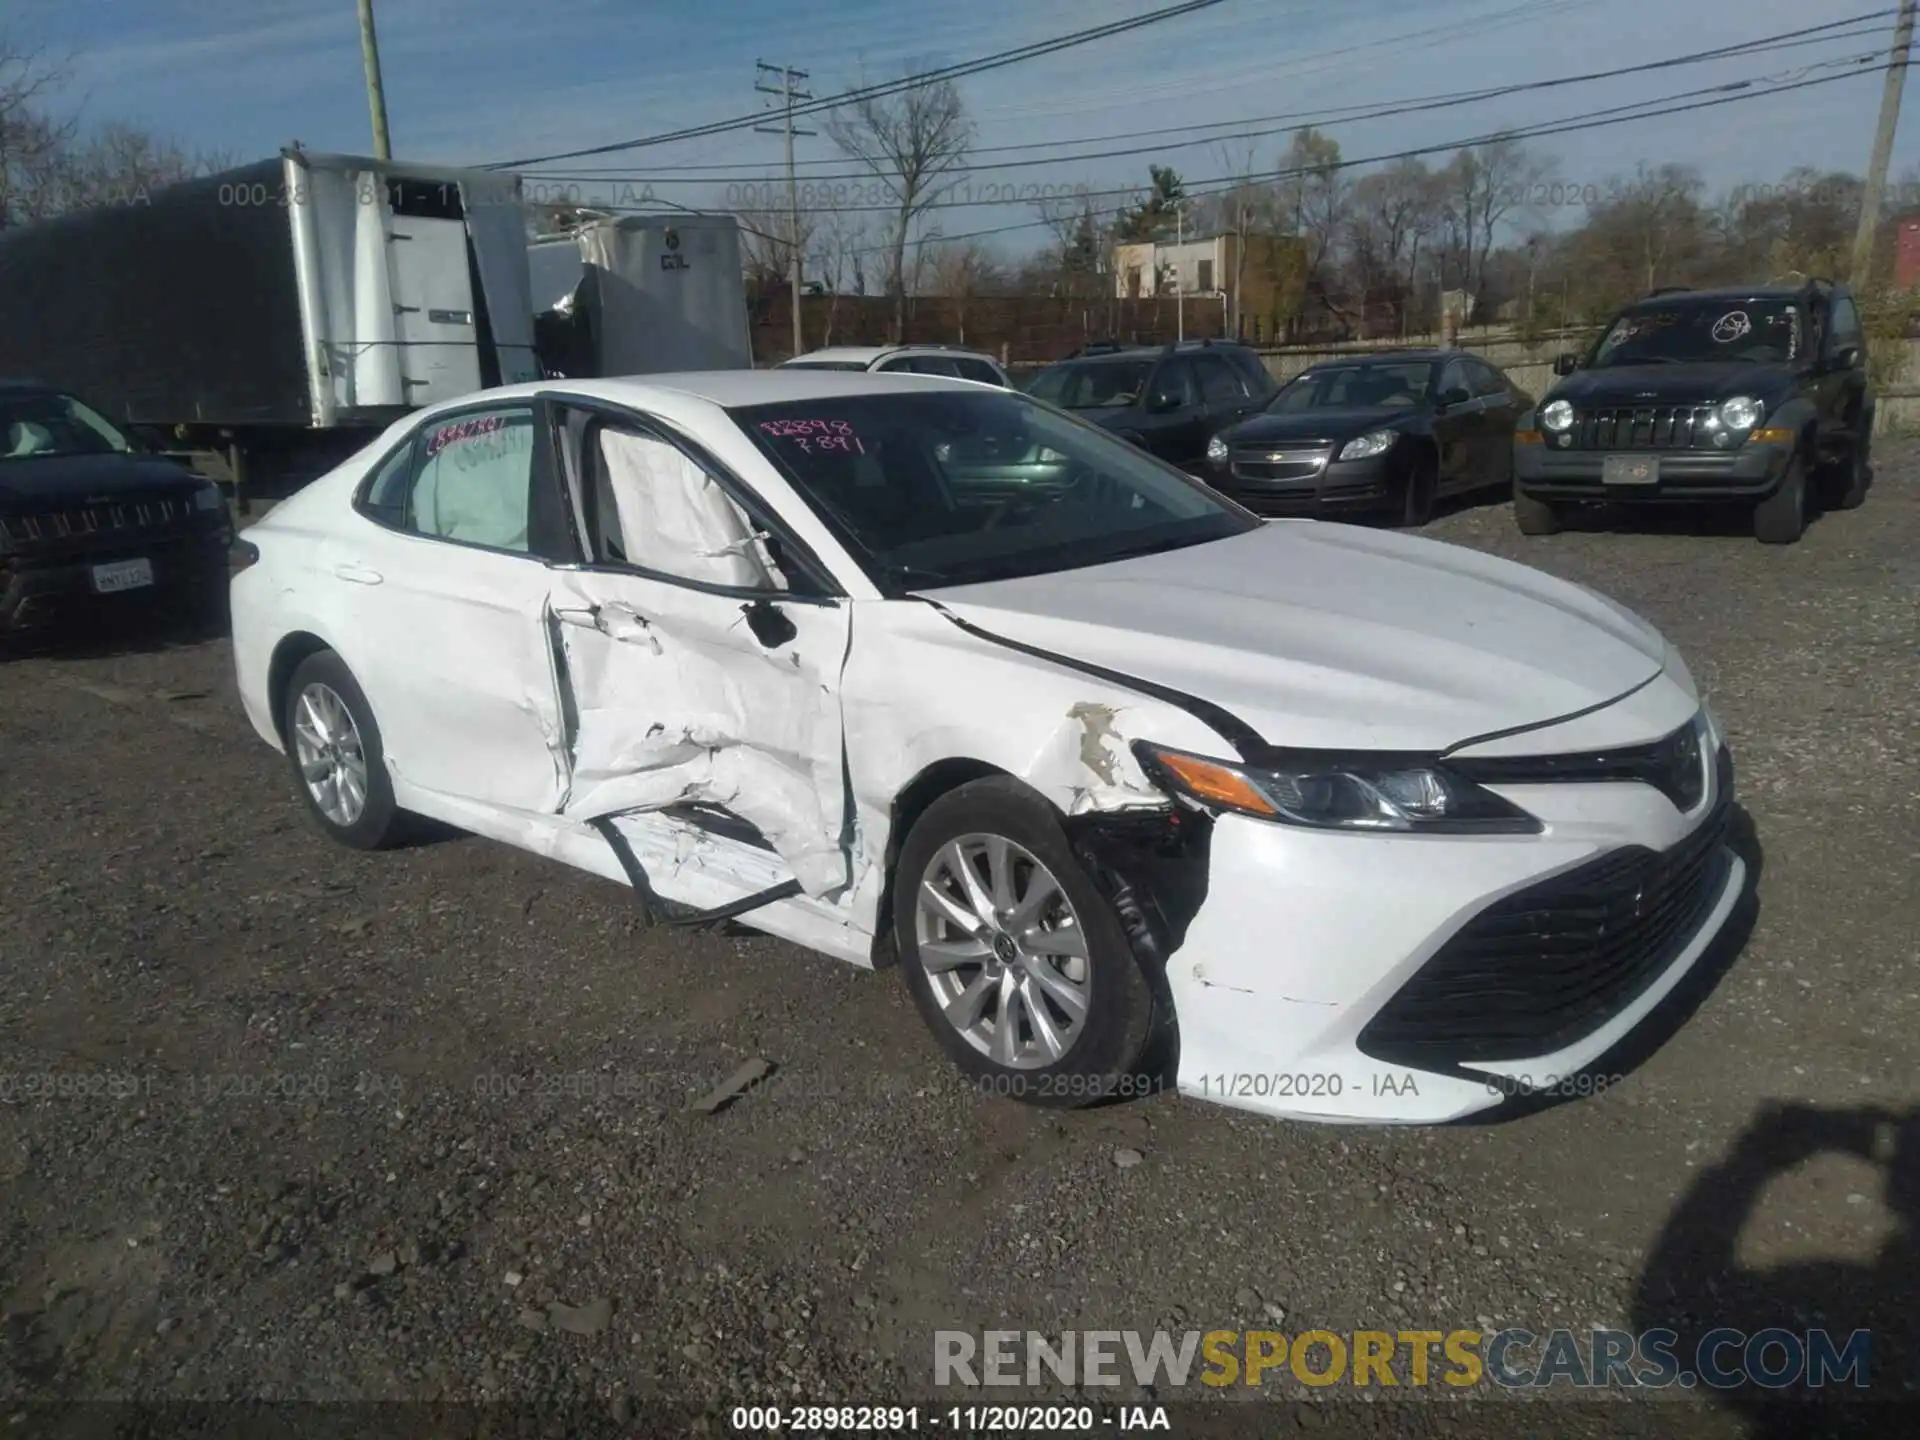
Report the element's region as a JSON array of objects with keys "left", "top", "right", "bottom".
[{"left": 1190, "top": 1071, "right": 1628, "bottom": 1101}]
